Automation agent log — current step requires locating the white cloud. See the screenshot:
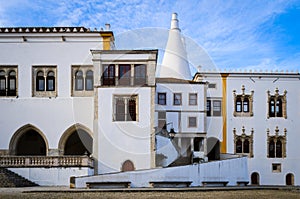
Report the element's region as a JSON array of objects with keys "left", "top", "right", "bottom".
[{"left": 0, "top": 0, "right": 299, "bottom": 70}]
